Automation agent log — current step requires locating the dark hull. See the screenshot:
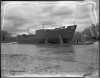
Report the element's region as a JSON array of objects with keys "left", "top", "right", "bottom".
[
  {"left": 17, "top": 25, "right": 77, "bottom": 44},
  {"left": 35, "top": 25, "right": 77, "bottom": 44}
]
